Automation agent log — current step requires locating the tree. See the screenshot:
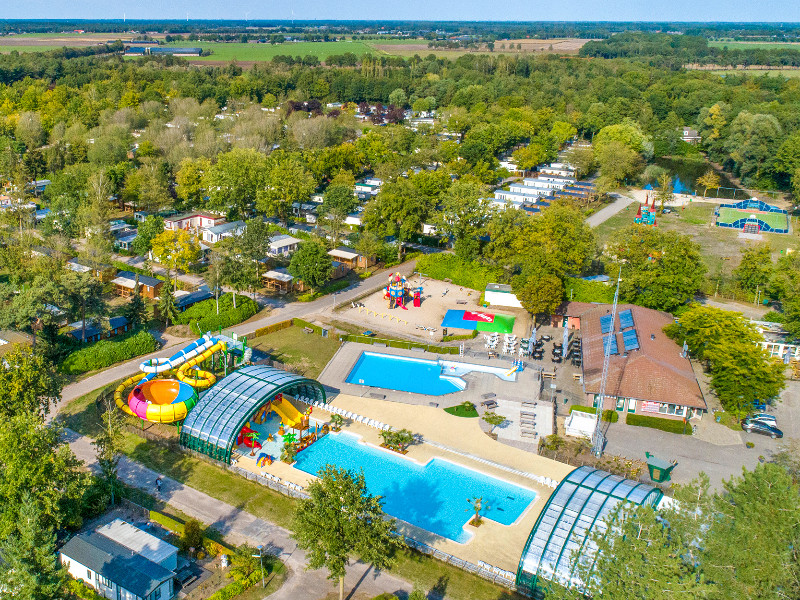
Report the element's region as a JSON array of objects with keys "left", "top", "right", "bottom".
[
  {"left": 131, "top": 215, "right": 165, "bottom": 256},
  {"left": 655, "top": 172, "right": 673, "bottom": 213},
  {"left": 292, "top": 466, "right": 401, "bottom": 600},
  {"left": 665, "top": 304, "right": 761, "bottom": 362},
  {"left": 436, "top": 180, "right": 489, "bottom": 261},
  {"left": 725, "top": 112, "right": 783, "bottom": 184},
  {"left": 388, "top": 88, "right": 407, "bottom": 108},
  {"left": 481, "top": 411, "right": 506, "bottom": 434},
  {"left": 288, "top": 241, "right": 333, "bottom": 294},
  {"left": 514, "top": 270, "right": 564, "bottom": 316},
  {"left": 93, "top": 394, "right": 123, "bottom": 506},
  {"left": 362, "top": 178, "right": 434, "bottom": 259},
  {"left": 697, "top": 169, "right": 721, "bottom": 198},
  {"left": 204, "top": 148, "right": 269, "bottom": 219},
  {"left": 0, "top": 346, "right": 61, "bottom": 420},
  {"left": 157, "top": 284, "right": 178, "bottom": 327},
  {"left": 550, "top": 121, "right": 577, "bottom": 145},
  {"left": 125, "top": 281, "right": 148, "bottom": 328},
  {"left": 595, "top": 139, "right": 643, "bottom": 190},
  {"left": 355, "top": 231, "right": 386, "bottom": 266},
  {"left": 608, "top": 225, "right": 705, "bottom": 313},
  {"left": 467, "top": 497, "right": 489, "bottom": 526},
  {"left": 0, "top": 494, "right": 65, "bottom": 600},
  {"left": 703, "top": 463, "right": 800, "bottom": 600},
  {"left": 205, "top": 250, "right": 226, "bottom": 315},
  {"left": 0, "top": 413, "right": 90, "bottom": 538},
  {"left": 319, "top": 184, "right": 358, "bottom": 247},
  {"left": 563, "top": 145, "right": 595, "bottom": 179},
  {"left": 257, "top": 155, "right": 316, "bottom": 225},
  {"left": 151, "top": 229, "right": 201, "bottom": 290},
  {"left": 594, "top": 121, "right": 646, "bottom": 154},
  {"left": 733, "top": 243, "right": 773, "bottom": 294},
  {"left": 59, "top": 270, "right": 107, "bottom": 343},
  {"left": 175, "top": 157, "right": 211, "bottom": 210}
]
